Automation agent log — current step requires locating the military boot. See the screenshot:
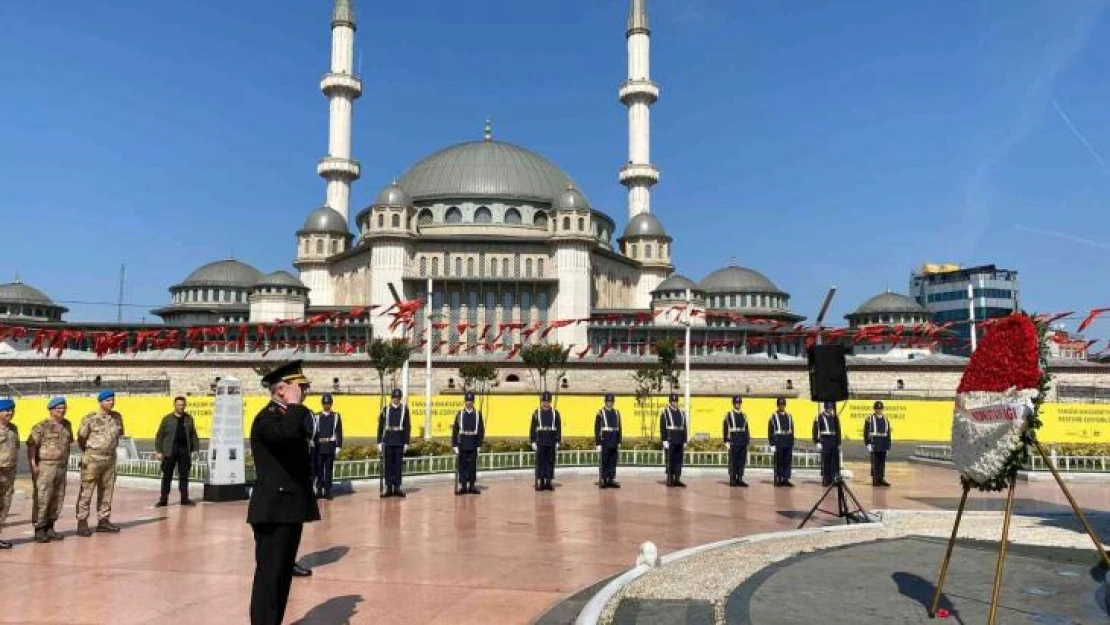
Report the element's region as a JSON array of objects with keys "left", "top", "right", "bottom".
[
  {"left": 34, "top": 527, "right": 50, "bottom": 543},
  {"left": 46, "top": 524, "right": 64, "bottom": 541},
  {"left": 77, "top": 520, "right": 92, "bottom": 537},
  {"left": 96, "top": 519, "right": 121, "bottom": 533}
]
